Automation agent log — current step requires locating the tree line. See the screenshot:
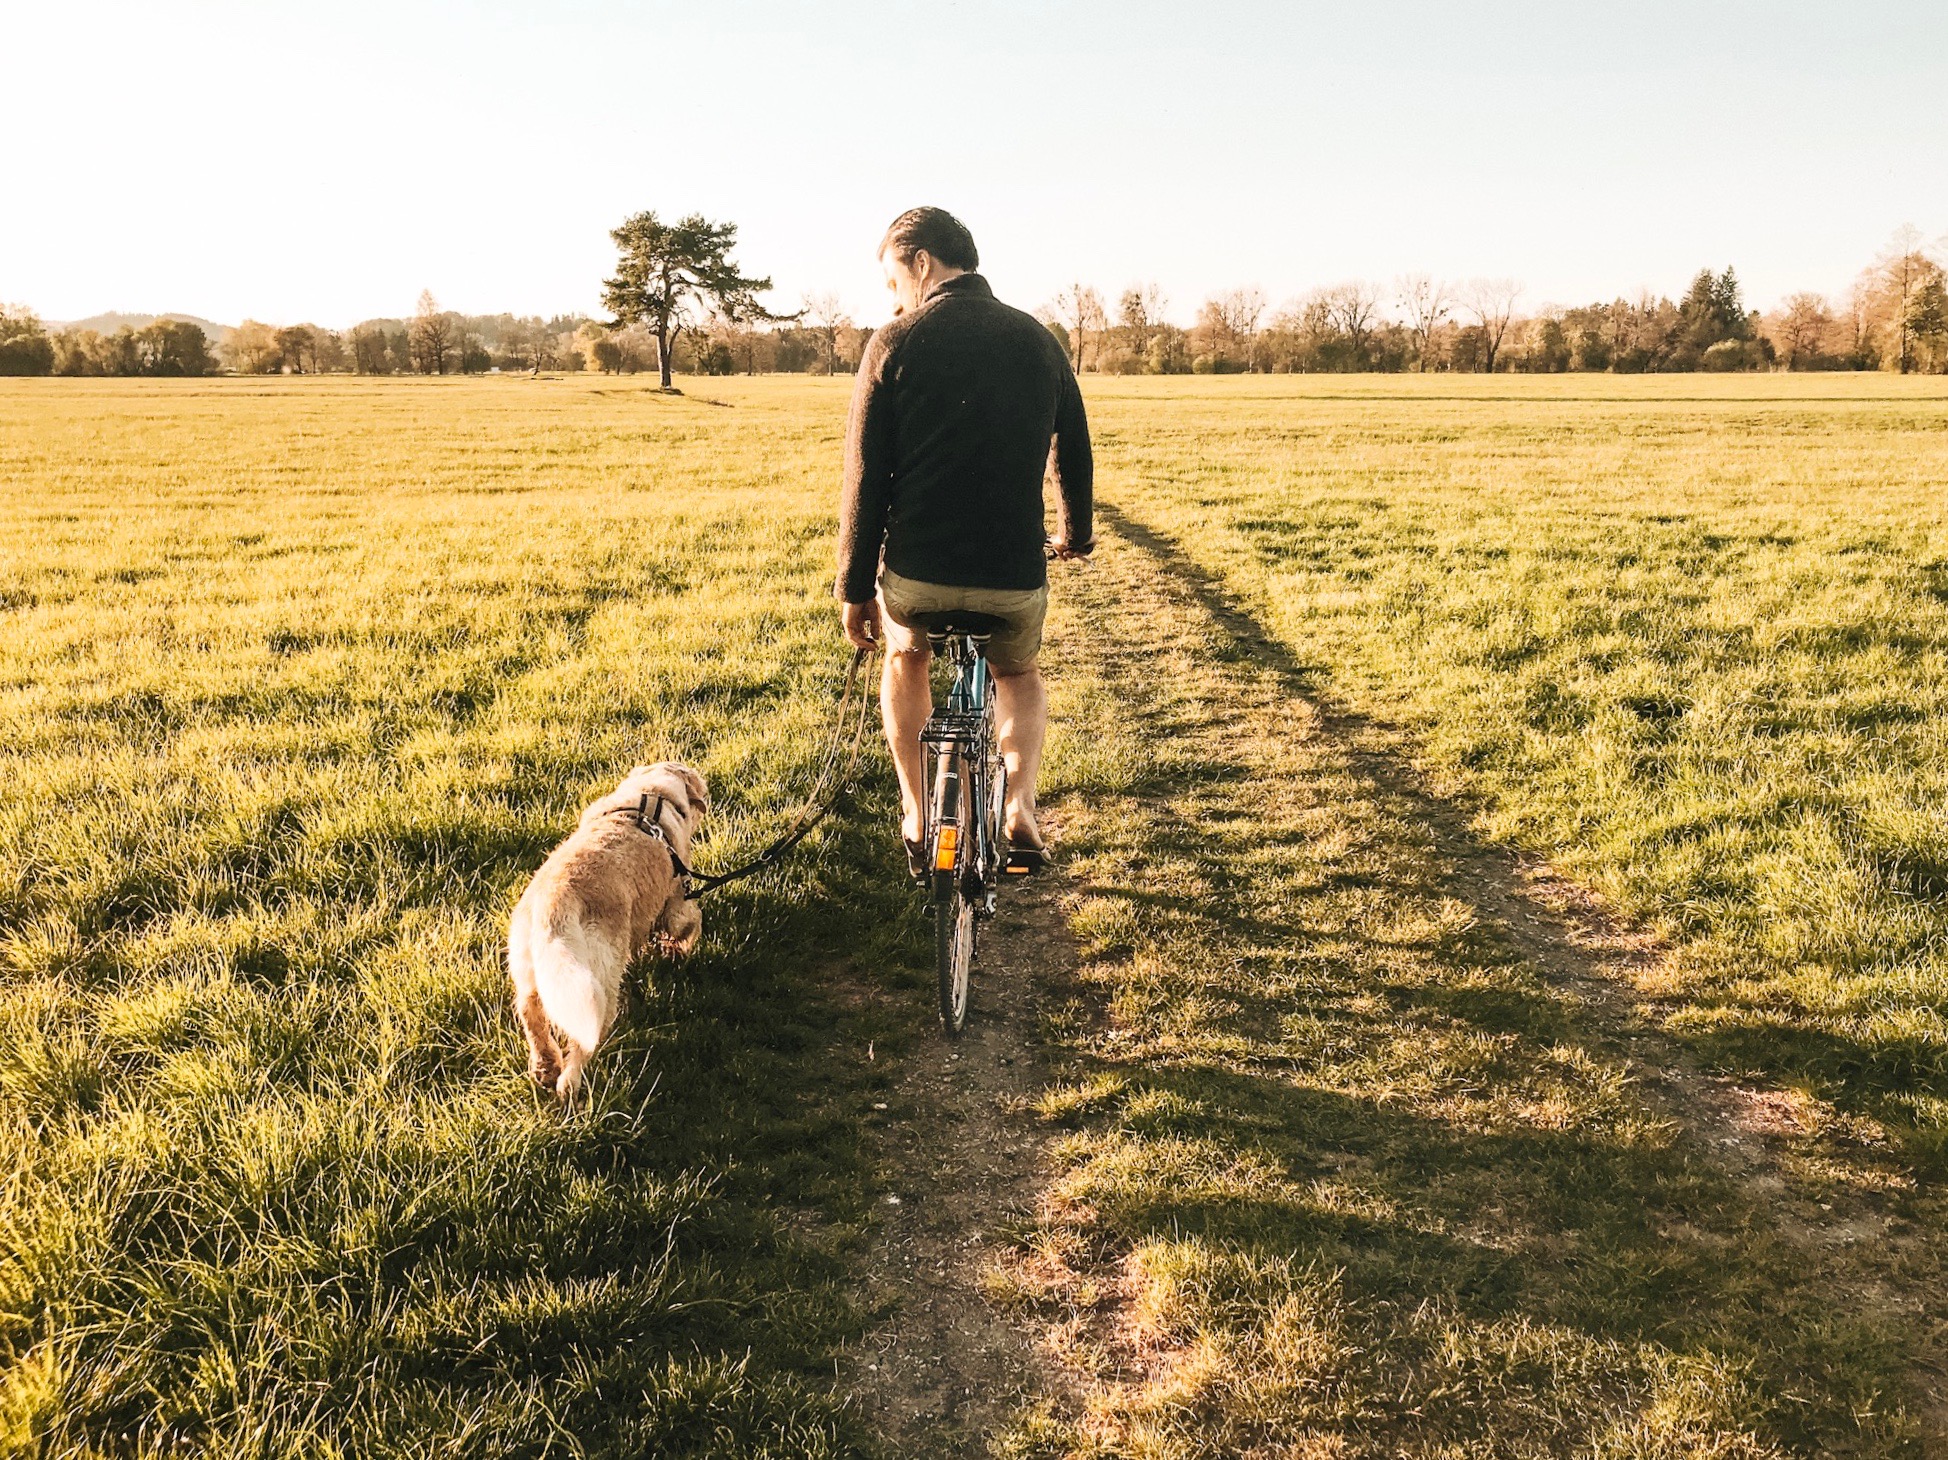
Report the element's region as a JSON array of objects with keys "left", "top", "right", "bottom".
[
  {"left": 0, "top": 286, "right": 870, "bottom": 380},
  {"left": 5, "top": 223, "right": 1942, "bottom": 379},
  {"left": 1034, "top": 227, "right": 1947, "bottom": 375}
]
